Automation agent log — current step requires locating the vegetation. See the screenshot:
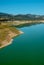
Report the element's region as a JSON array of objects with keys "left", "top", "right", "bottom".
[{"left": 0, "top": 13, "right": 44, "bottom": 21}]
